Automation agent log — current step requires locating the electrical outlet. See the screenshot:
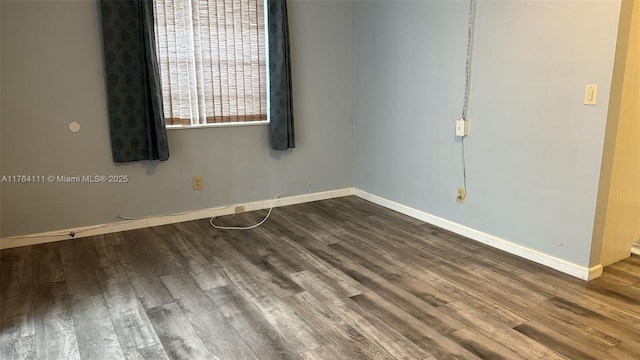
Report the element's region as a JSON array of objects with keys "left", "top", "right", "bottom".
[
  {"left": 192, "top": 176, "right": 203, "bottom": 191},
  {"left": 235, "top": 205, "right": 246, "bottom": 214},
  {"left": 456, "top": 187, "right": 466, "bottom": 203}
]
